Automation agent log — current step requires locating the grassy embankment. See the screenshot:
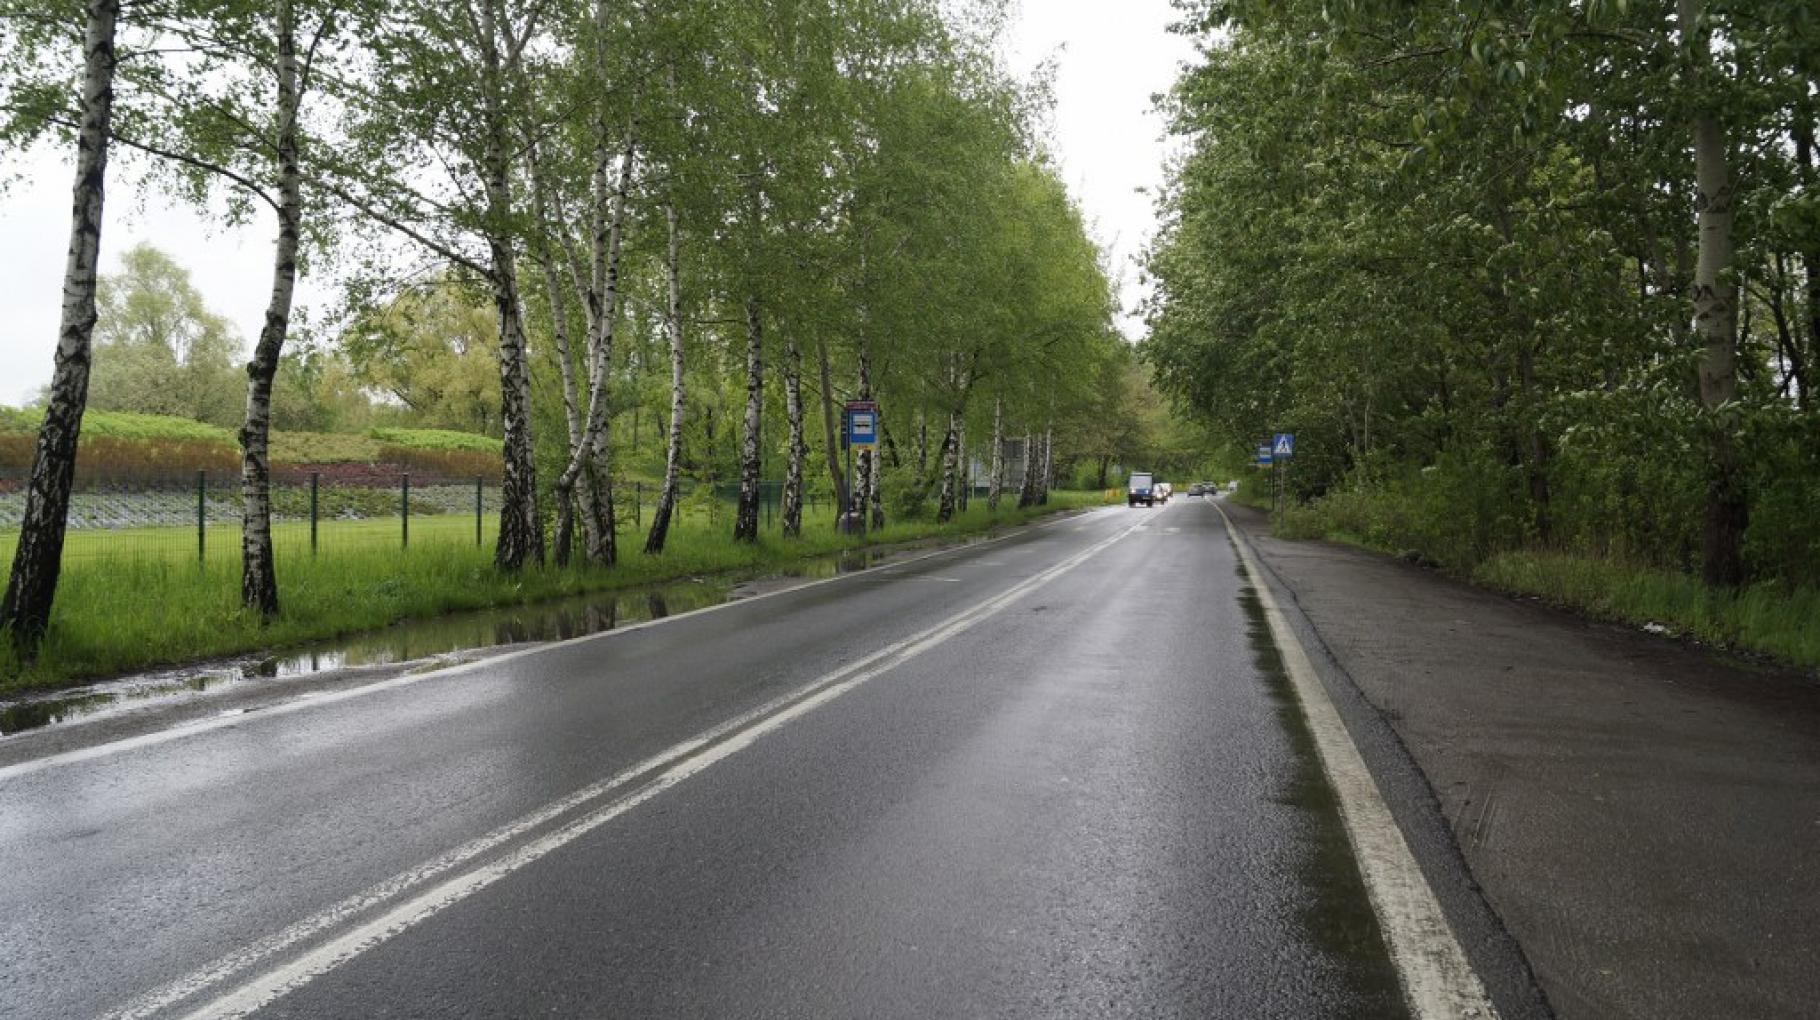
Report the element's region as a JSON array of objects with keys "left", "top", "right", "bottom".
[
  {"left": 0, "top": 490, "right": 1112, "bottom": 693},
  {"left": 1267, "top": 481, "right": 1820, "bottom": 671}
]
